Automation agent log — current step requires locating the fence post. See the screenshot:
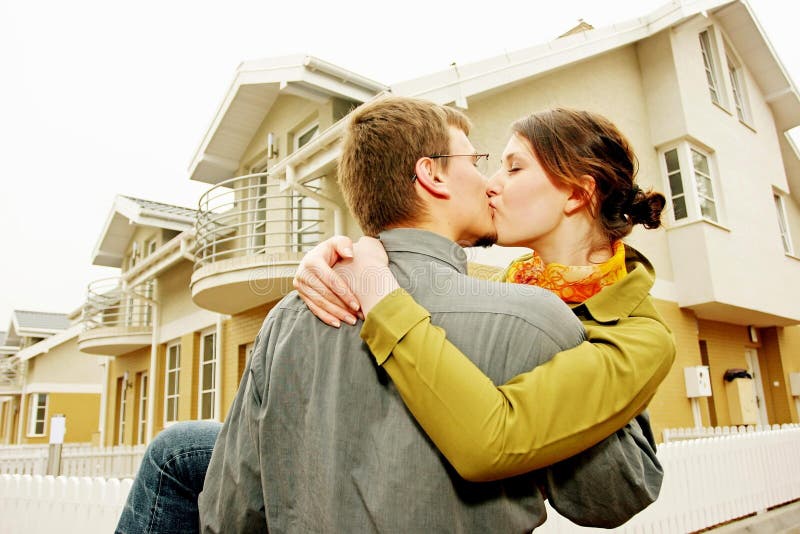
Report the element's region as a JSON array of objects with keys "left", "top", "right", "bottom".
[{"left": 45, "top": 415, "right": 66, "bottom": 476}]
